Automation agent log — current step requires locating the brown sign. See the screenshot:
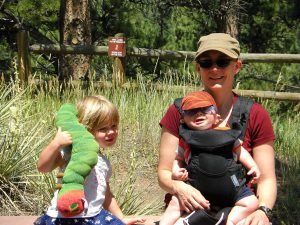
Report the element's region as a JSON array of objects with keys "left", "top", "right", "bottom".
[{"left": 108, "top": 37, "right": 126, "bottom": 57}]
